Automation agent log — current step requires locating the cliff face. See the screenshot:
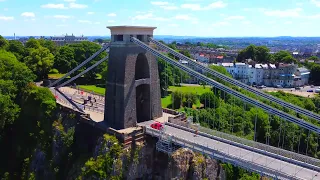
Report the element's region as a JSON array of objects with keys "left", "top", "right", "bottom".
[
  {"left": 26, "top": 108, "right": 225, "bottom": 180},
  {"left": 117, "top": 136, "right": 225, "bottom": 180}
]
